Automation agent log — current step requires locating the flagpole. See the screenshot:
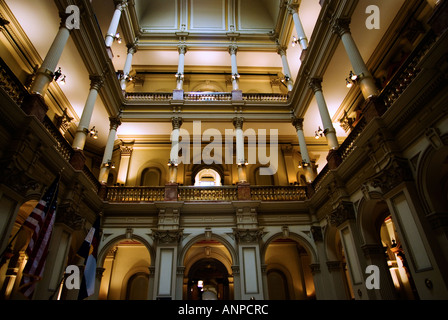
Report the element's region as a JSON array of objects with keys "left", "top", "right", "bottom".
[{"left": 0, "top": 171, "right": 63, "bottom": 262}]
